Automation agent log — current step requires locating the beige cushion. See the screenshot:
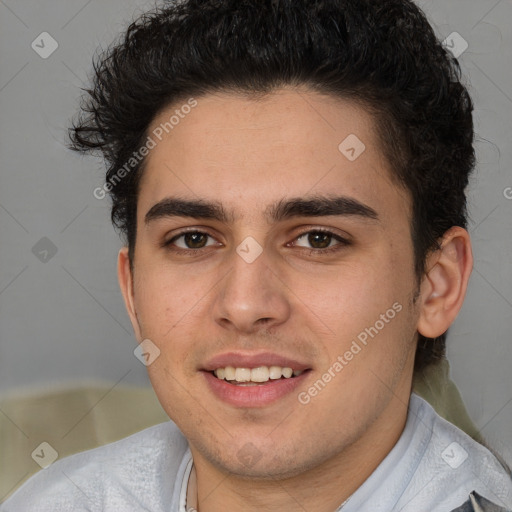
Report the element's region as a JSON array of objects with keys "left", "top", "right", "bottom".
[{"left": 0, "top": 358, "right": 479, "bottom": 502}]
